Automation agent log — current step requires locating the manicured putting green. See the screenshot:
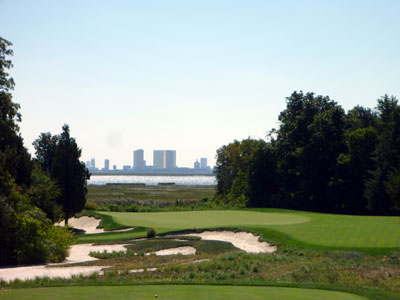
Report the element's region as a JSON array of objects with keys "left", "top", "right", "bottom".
[
  {"left": 0, "top": 285, "right": 367, "bottom": 300},
  {"left": 101, "top": 210, "right": 309, "bottom": 229}
]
